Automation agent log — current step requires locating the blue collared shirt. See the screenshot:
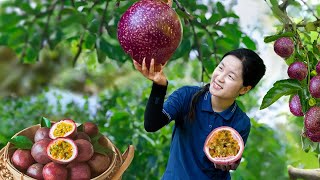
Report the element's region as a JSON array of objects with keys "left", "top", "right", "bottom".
[{"left": 162, "top": 86, "right": 251, "bottom": 180}]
